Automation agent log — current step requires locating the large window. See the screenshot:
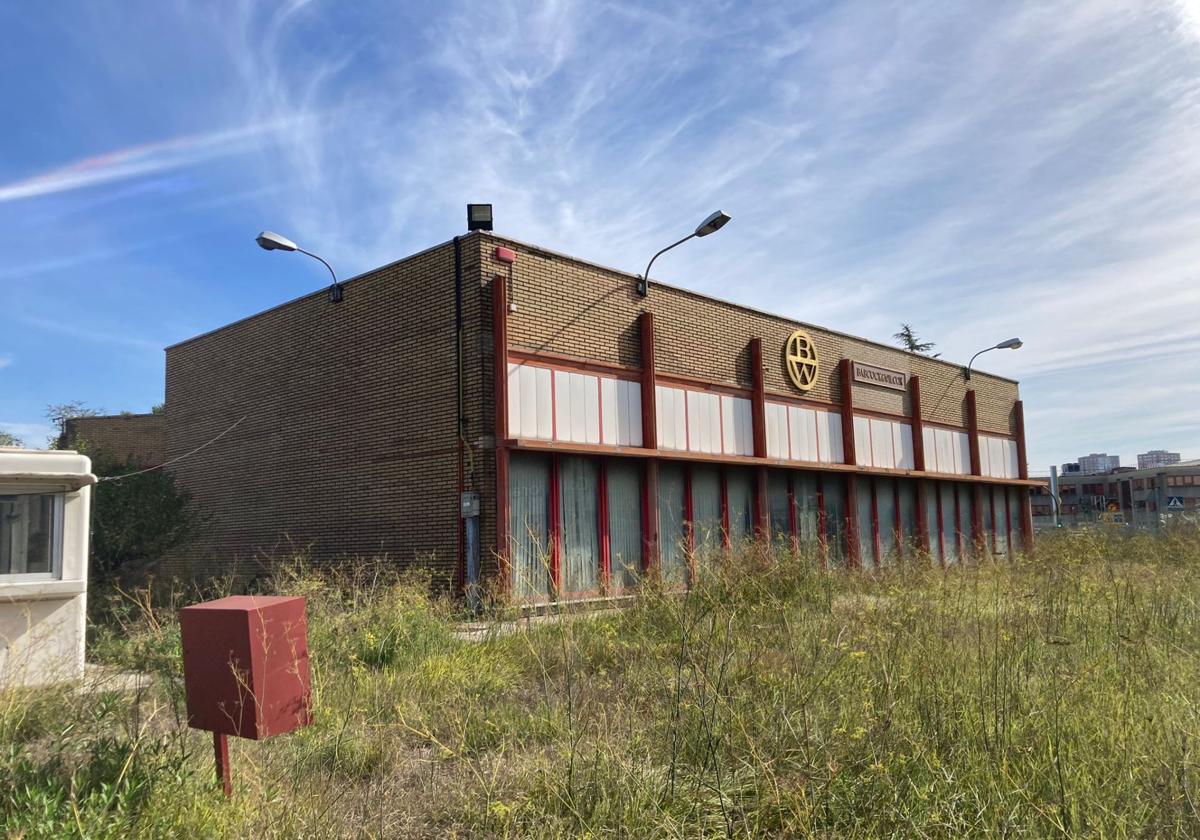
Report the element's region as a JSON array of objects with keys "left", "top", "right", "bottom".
[
  {"left": 956, "top": 484, "right": 973, "bottom": 560},
  {"left": 691, "top": 466, "right": 723, "bottom": 558},
  {"left": 607, "top": 460, "right": 642, "bottom": 591},
  {"left": 898, "top": 480, "right": 918, "bottom": 560},
  {"left": 924, "top": 482, "right": 941, "bottom": 565},
  {"left": 509, "top": 454, "right": 552, "bottom": 600},
  {"left": 726, "top": 469, "right": 755, "bottom": 546},
  {"left": 875, "top": 479, "right": 897, "bottom": 566},
  {"left": 768, "top": 471, "right": 791, "bottom": 547},
  {"left": 991, "top": 486, "right": 1008, "bottom": 556},
  {"left": 1, "top": 493, "right": 62, "bottom": 579},
  {"left": 795, "top": 473, "right": 820, "bottom": 555},
  {"left": 1007, "top": 486, "right": 1022, "bottom": 556},
  {"left": 857, "top": 483, "right": 876, "bottom": 569},
  {"left": 559, "top": 457, "right": 600, "bottom": 596},
  {"left": 981, "top": 483, "right": 996, "bottom": 557},
  {"left": 658, "top": 463, "right": 688, "bottom": 586},
  {"left": 822, "top": 475, "right": 847, "bottom": 566},
  {"left": 940, "top": 482, "right": 958, "bottom": 565}
]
